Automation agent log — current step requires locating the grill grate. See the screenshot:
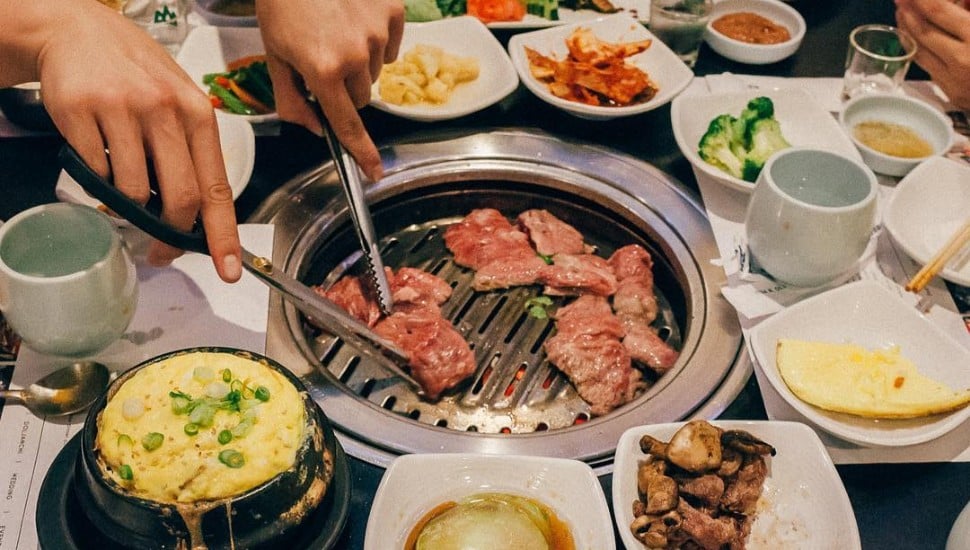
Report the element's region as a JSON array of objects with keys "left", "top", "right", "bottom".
[{"left": 303, "top": 210, "right": 682, "bottom": 435}]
